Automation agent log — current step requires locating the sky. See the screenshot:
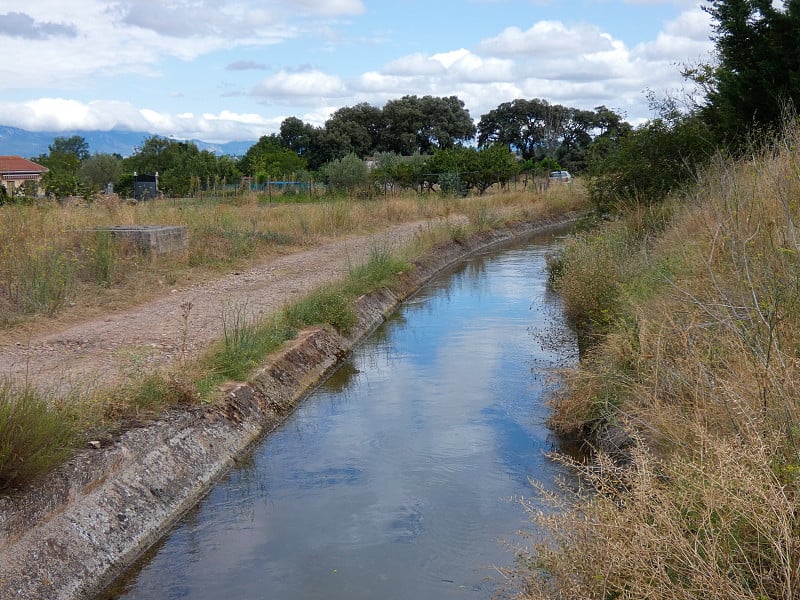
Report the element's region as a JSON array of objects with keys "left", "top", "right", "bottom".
[{"left": 0, "top": 0, "right": 715, "bottom": 143}]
